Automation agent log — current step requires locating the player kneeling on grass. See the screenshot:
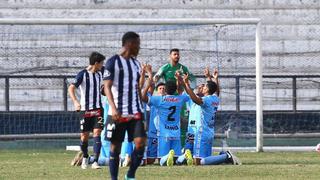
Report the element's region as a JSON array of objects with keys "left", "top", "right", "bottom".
[
  {"left": 146, "top": 82, "right": 166, "bottom": 165},
  {"left": 176, "top": 68, "right": 241, "bottom": 165},
  {"left": 68, "top": 52, "right": 105, "bottom": 169},
  {"left": 141, "top": 65, "right": 191, "bottom": 166}
]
